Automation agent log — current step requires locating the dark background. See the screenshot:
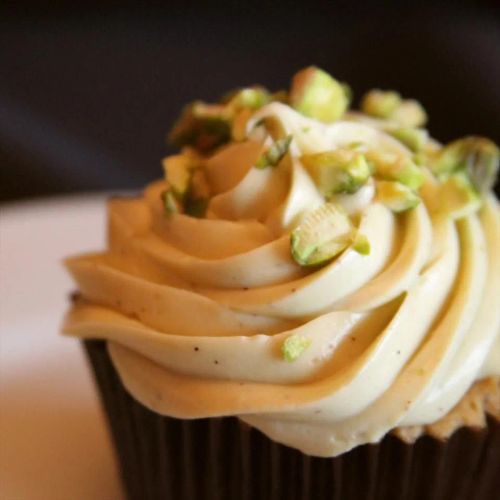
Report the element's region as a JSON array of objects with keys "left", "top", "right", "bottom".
[{"left": 1, "top": 1, "right": 499, "bottom": 202}]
